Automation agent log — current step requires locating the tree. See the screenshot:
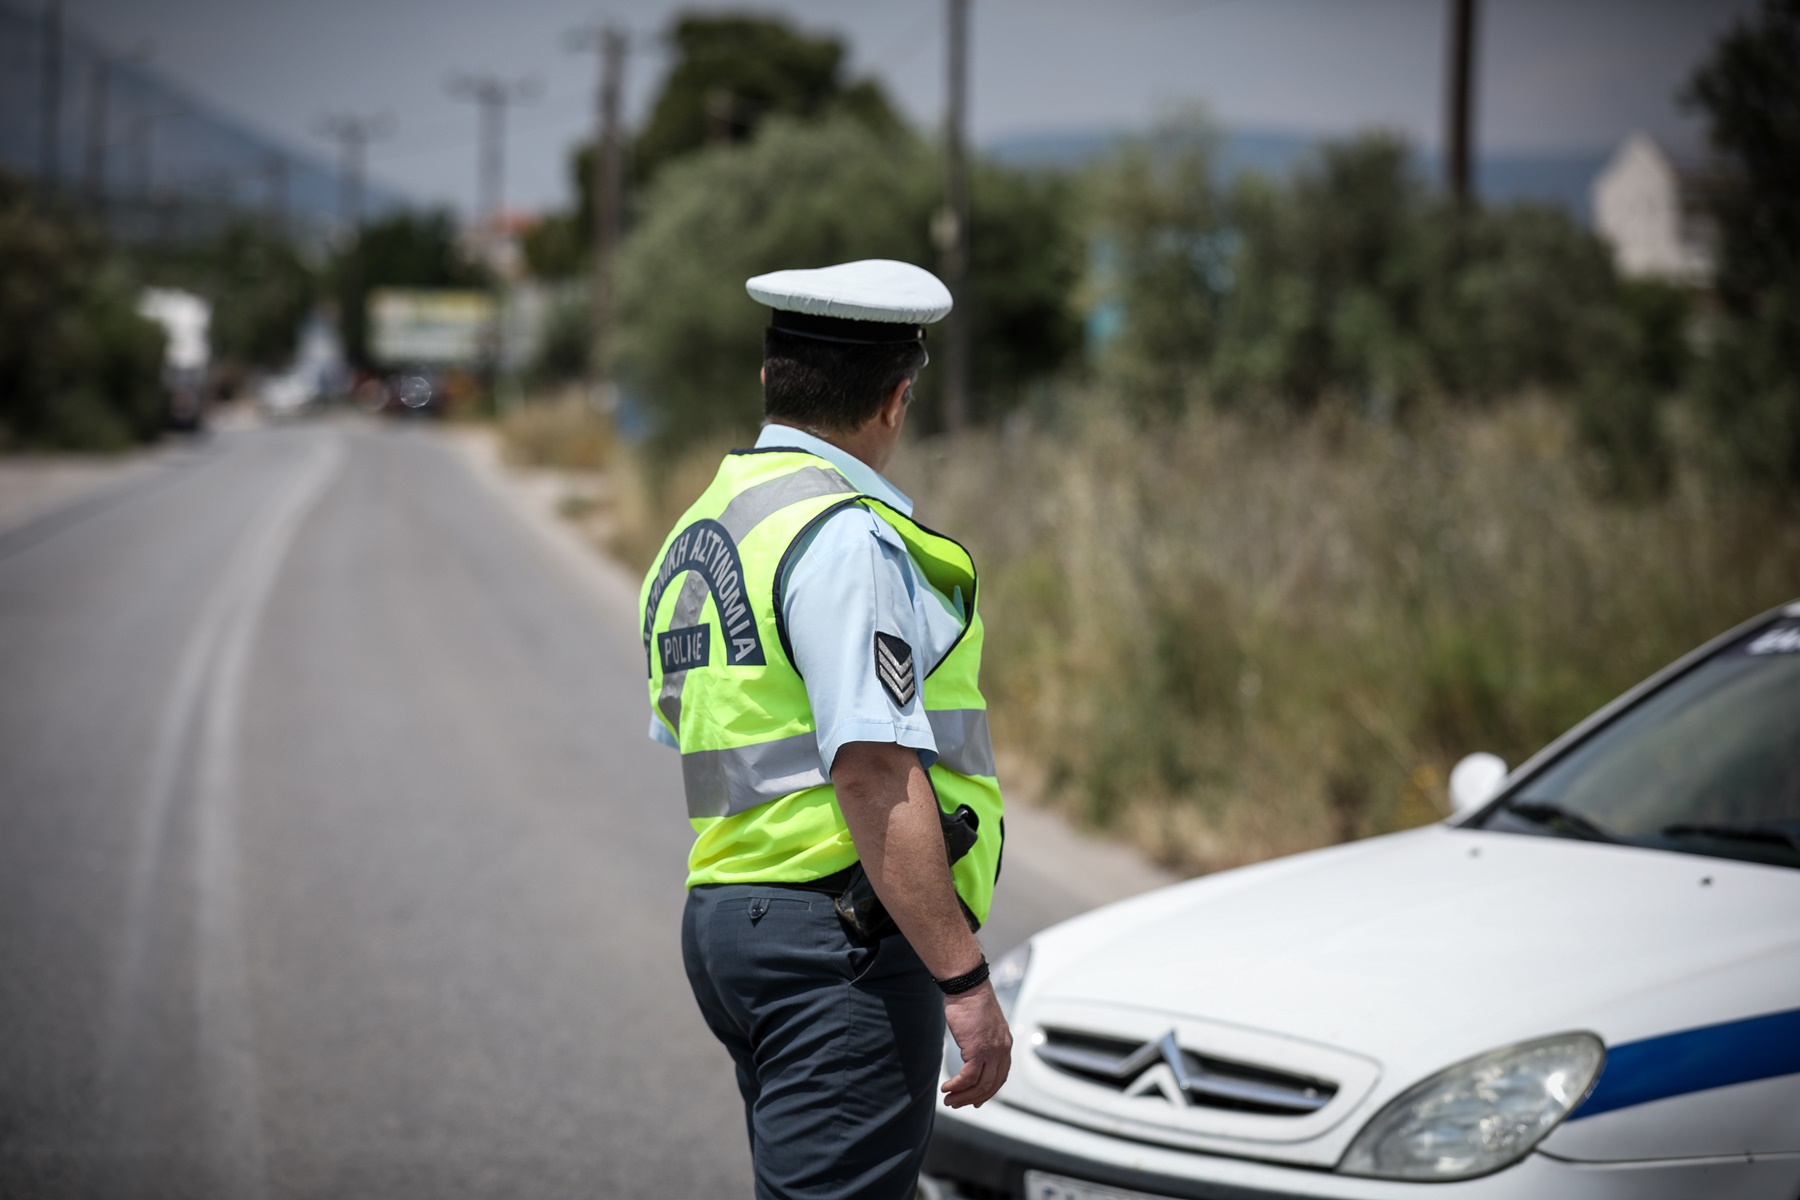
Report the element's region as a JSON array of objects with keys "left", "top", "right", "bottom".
[
  {"left": 1088, "top": 118, "right": 1655, "bottom": 472},
  {"left": 207, "top": 225, "right": 318, "bottom": 371},
  {"left": 0, "top": 174, "right": 164, "bottom": 449},
  {"left": 333, "top": 210, "right": 486, "bottom": 367},
  {"left": 634, "top": 15, "right": 899, "bottom": 183},
  {"left": 1685, "top": 0, "right": 1800, "bottom": 493},
  {"left": 1217, "top": 133, "right": 1435, "bottom": 412},
  {"left": 613, "top": 117, "right": 1078, "bottom": 454},
  {"left": 525, "top": 13, "right": 908, "bottom": 286},
  {"left": 1086, "top": 119, "right": 1233, "bottom": 415},
  {"left": 138, "top": 220, "right": 320, "bottom": 374}
]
